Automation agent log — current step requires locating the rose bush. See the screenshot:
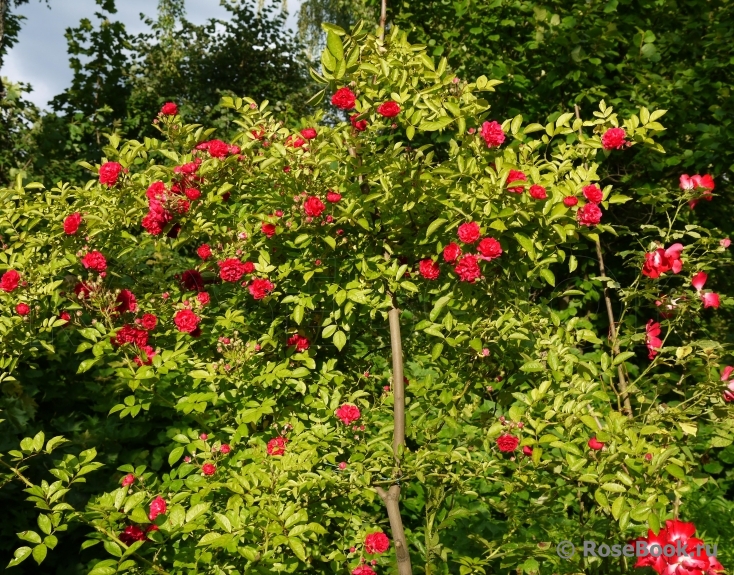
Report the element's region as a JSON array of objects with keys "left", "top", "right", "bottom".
[{"left": 0, "top": 21, "right": 731, "bottom": 575}]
